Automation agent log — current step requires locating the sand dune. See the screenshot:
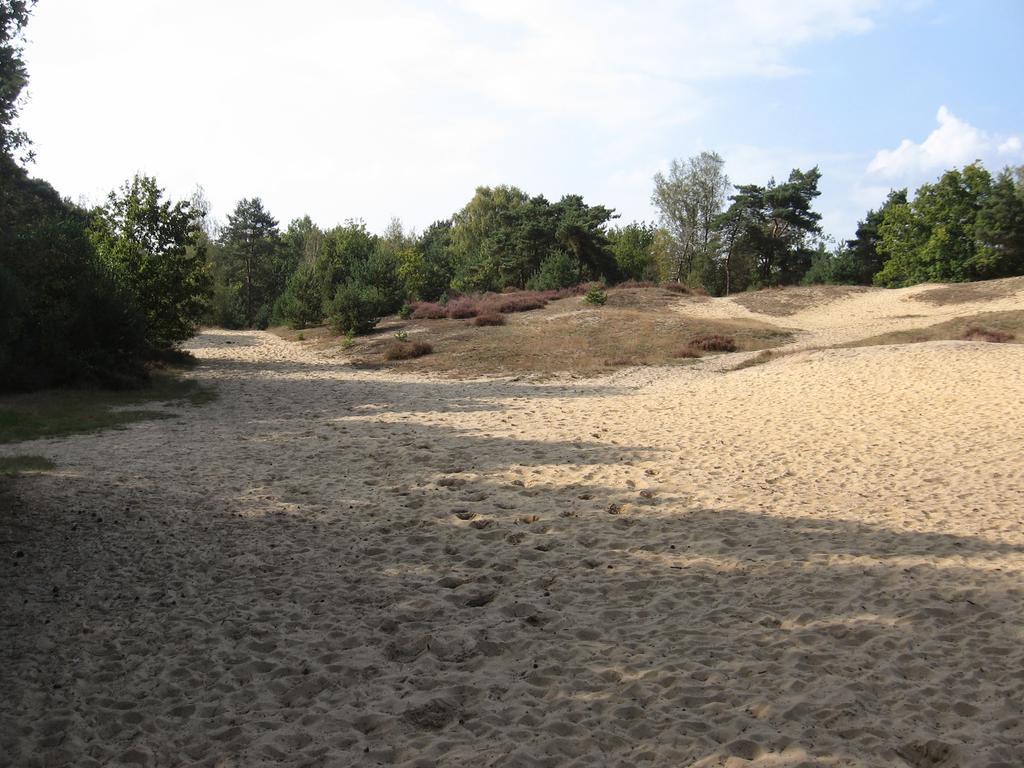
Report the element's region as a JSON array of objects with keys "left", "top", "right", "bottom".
[{"left": 2, "top": 282, "right": 1023, "bottom": 767}]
